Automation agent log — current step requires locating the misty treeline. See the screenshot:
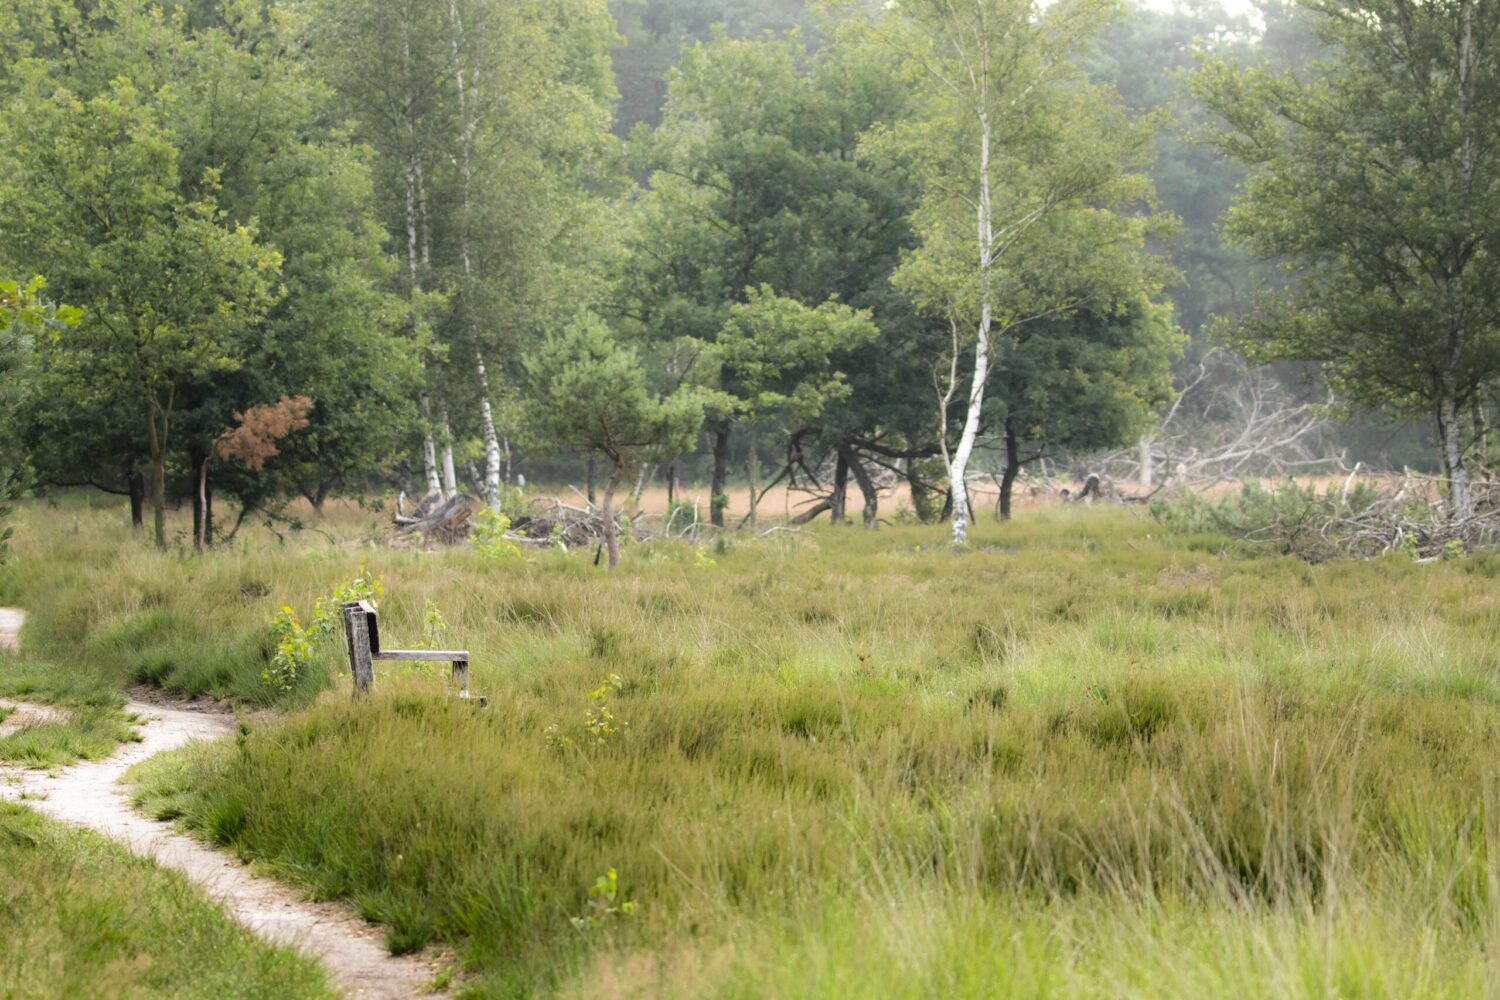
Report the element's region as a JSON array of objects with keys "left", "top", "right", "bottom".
[{"left": 0, "top": 0, "right": 1494, "bottom": 553}]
